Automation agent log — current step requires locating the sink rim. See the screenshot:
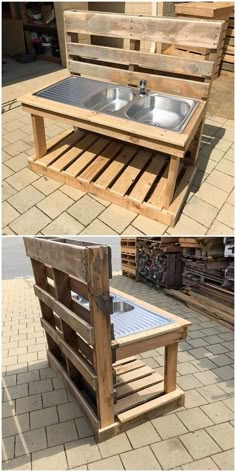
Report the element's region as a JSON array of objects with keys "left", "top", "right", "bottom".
[
  {"left": 35, "top": 75, "right": 200, "bottom": 133},
  {"left": 112, "top": 300, "right": 134, "bottom": 314},
  {"left": 84, "top": 85, "right": 137, "bottom": 112},
  {"left": 124, "top": 92, "right": 198, "bottom": 132}
]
